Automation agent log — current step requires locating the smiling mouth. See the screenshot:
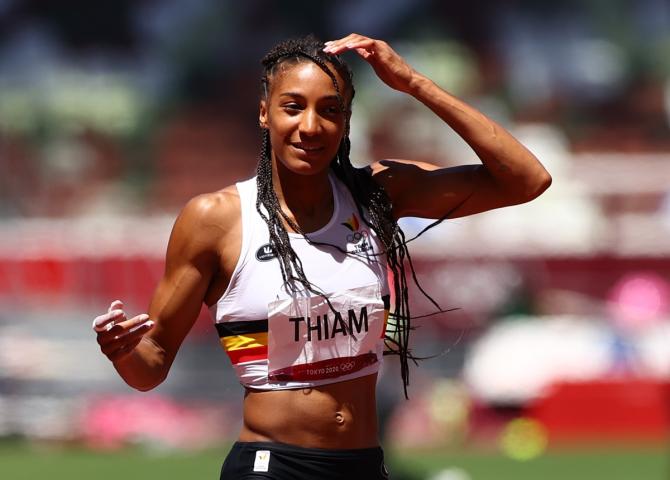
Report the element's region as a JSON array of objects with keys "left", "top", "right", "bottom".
[{"left": 291, "top": 143, "right": 324, "bottom": 153}]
